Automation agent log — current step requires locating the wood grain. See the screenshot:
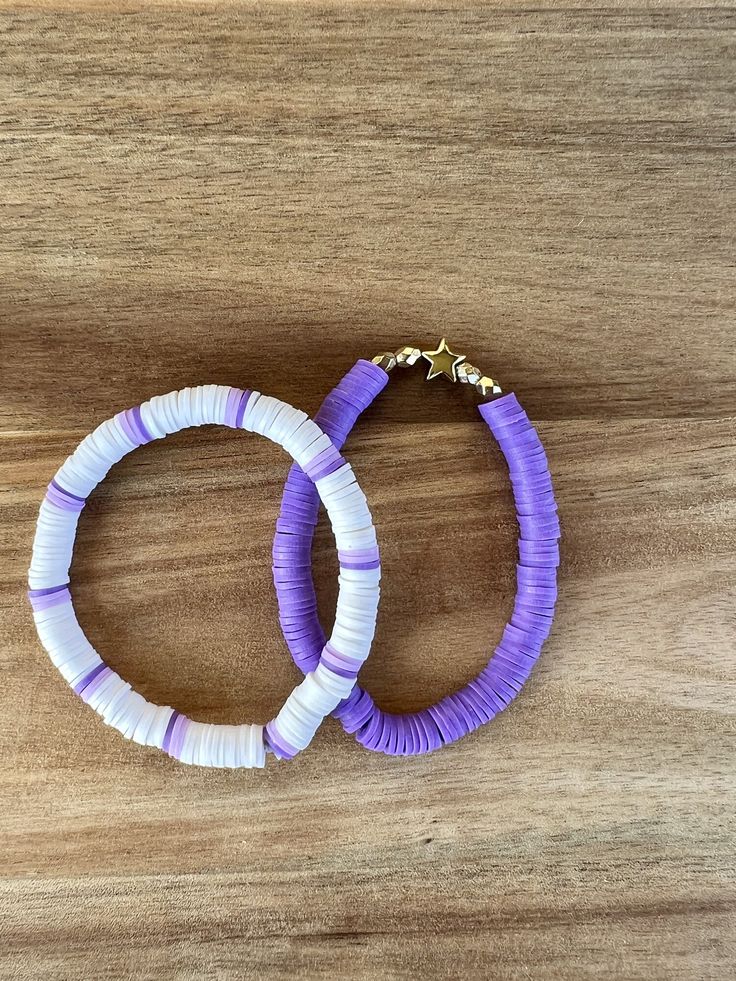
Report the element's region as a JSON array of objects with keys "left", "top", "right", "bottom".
[{"left": 1, "top": 2, "right": 735, "bottom": 979}]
